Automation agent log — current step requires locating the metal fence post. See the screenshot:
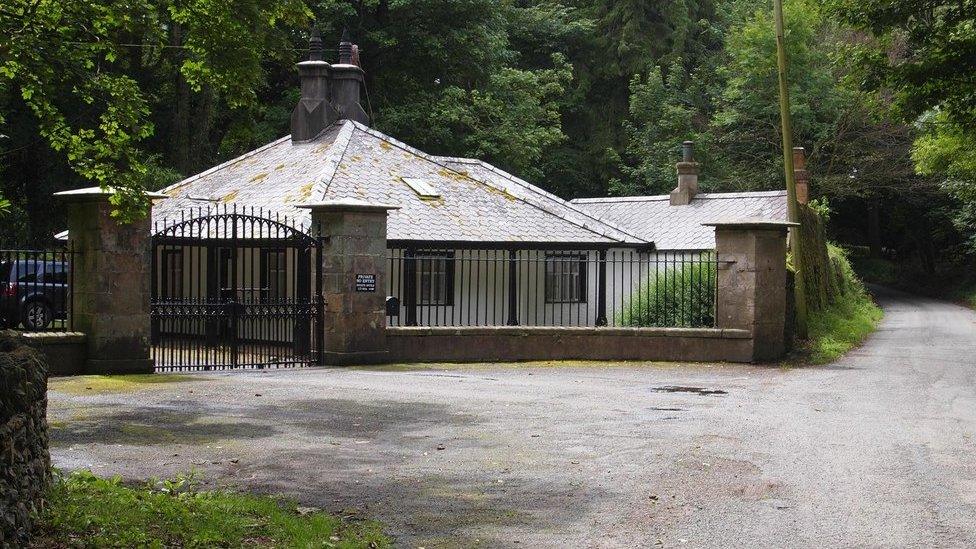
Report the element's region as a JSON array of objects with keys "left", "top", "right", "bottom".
[
  {"left": 596, "top": 249, "right": 608, "bottom": 326},
  {"left": 404, "top": 247, "right": 418, "bottom": 326},
  {"left": 507, "top": 249, "right": 518, "bottom": 326}
]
